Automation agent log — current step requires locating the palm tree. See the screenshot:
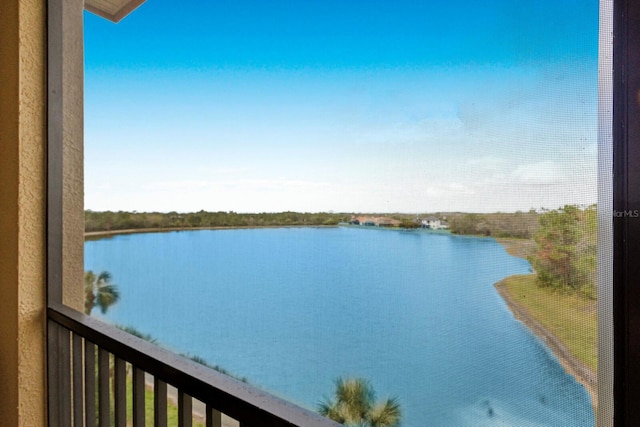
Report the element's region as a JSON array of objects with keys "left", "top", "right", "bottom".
[
  {"left": 84, "top": 270, "right": 120, "bottom": 315},
  {"left": 318, "top": 378, "right": 401, "bottom": 427}
]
